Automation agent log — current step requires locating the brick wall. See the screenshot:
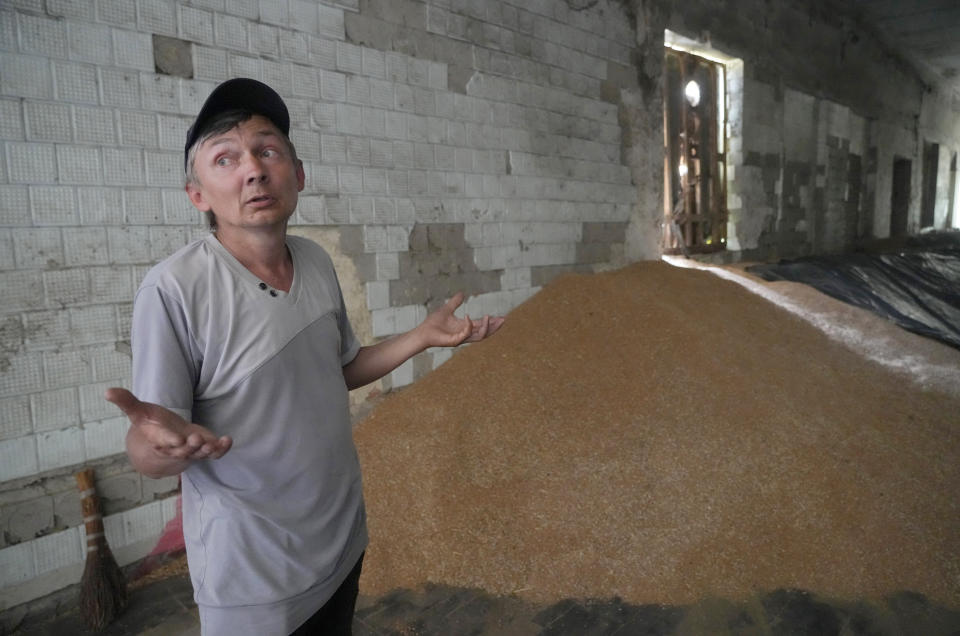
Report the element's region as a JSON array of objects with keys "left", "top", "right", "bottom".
[
  {"left": 659, "top": 2, "right": 960, "bottom": 259},
  {"left": 3, "top": 0, "right": 960, "bottom": 613},
  {"left": 0, "top": 0, "right": 638, "bottom": 608}
]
